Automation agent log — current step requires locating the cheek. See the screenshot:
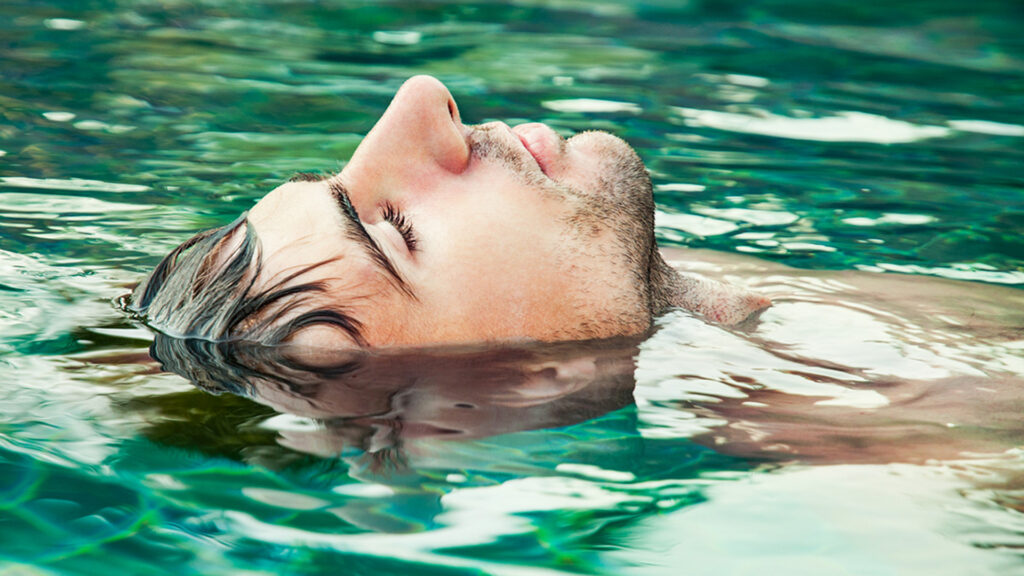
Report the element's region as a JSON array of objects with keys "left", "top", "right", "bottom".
[
  {"left": 419, "top": 191, "right": 566, "bottom": 279},
  {"left": 422, "top": 214, "right": 577, "bottom": 327}
]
